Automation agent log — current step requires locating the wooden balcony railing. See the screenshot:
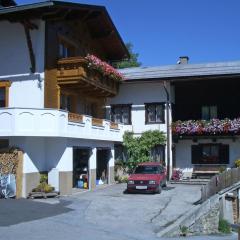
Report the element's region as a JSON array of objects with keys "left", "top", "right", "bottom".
[
  {"left": 110, "top": 122, "right": 119, "bottom": 129},
  {"left": 68, "top": 113, "right": 120, "bottom": 130},
  {"left": 92, "top": 118, "right": 103, "bottom": 127},
  {"left": 57, "top": 57, "right": 118, "bottom": 97},
  {"left": 68, "top": 112, "right": 83, "bottom": 123}
]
